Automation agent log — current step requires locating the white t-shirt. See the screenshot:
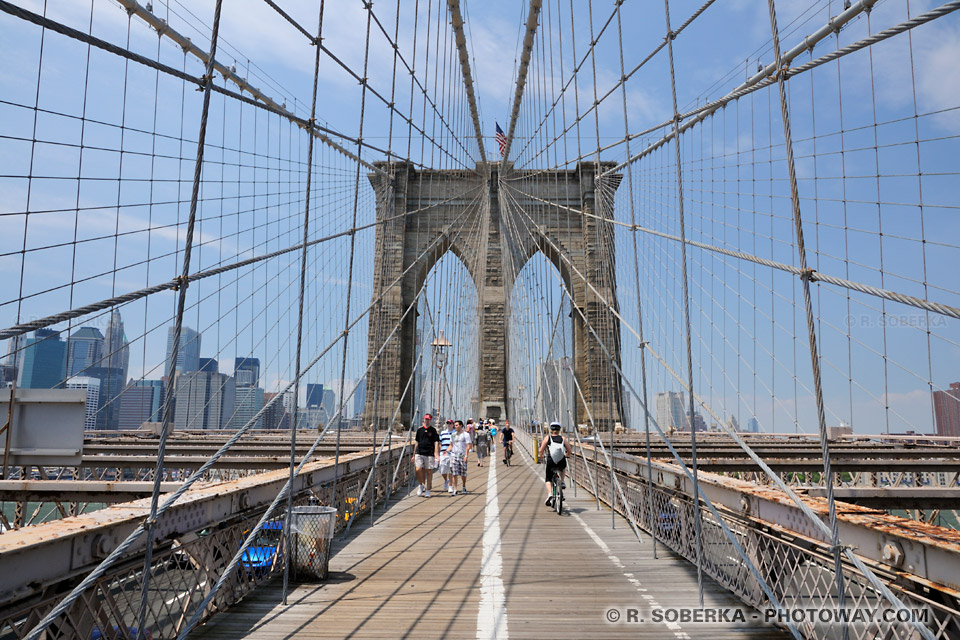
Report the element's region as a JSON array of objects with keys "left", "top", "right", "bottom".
[{"left": 451, "top": 431, "right": 472, "bottom": 456}]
